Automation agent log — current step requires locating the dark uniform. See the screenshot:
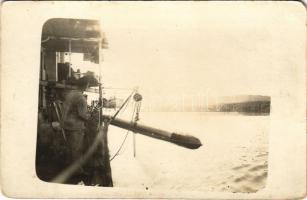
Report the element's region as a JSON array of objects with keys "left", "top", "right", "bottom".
[{"left": 62, "top": 90, "right": 90, "bottom": 175}]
